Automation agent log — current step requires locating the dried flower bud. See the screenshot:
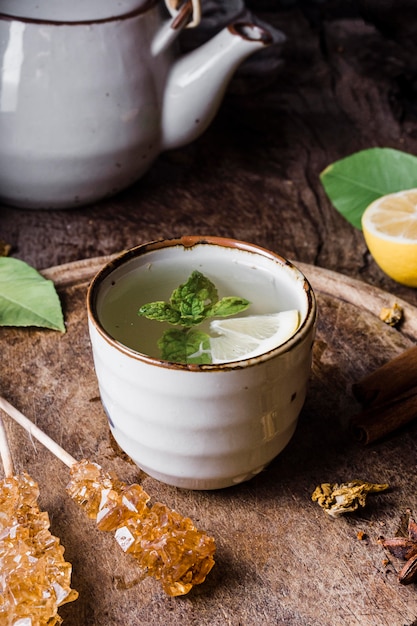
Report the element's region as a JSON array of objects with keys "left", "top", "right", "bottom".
[
  {"left": 311, "top": 480, "right": 389, "bottom": 518},
  {"left": 379, "top": 302, "right": 403, "bottom": 326}
]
